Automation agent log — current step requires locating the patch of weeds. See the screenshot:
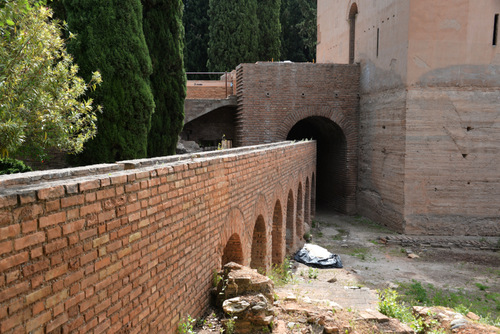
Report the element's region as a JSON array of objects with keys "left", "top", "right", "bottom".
[
  {"left": 213, "top": 269, "right": 222, "bottom": 287},
  {"left": 349, "top": 247, "right": 375, "bottom": 261},
  {"left": 378, "top": 289, "right": 426, "bottom": 333},
  {"left": 406, "top": 281, "right": 429, "bottom": 303},
  {"left": 332, "top": 228, "right": 348, "bottom": 241},
  {"left": 178, "top": 315, "right": 196, "bottom": 334},
  {"left": 475, "top": 282, "right": 489, "bottom": 291},
  {"left": 388, "top": 247, "right": 407, "bottom": 257},
  {"left": 311, "top": 220, "right": 321, "bottom": 228},
  {"left": 454, "top": 304, "right": 470, "bottom": 315},
  {"left": 267, "top": 257, "right": 293, "bottom": 287},
  {"left": 354, "top": 215, "right": 391, "bottom": 232},
  {"left": 308, "top": 267, "right": 318, "bottom": 279},
  {"left": 396, "top": 280, "right": 500, "bottom": 326},
  {"left": 223, "top": 315, "right": 236, "bottom": 334},
  {"left": 303, "top": 232, "right": 312, "bottom": 242},
  {"left": 315, "top": 231, "right": 324, "bottom": 238}
]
